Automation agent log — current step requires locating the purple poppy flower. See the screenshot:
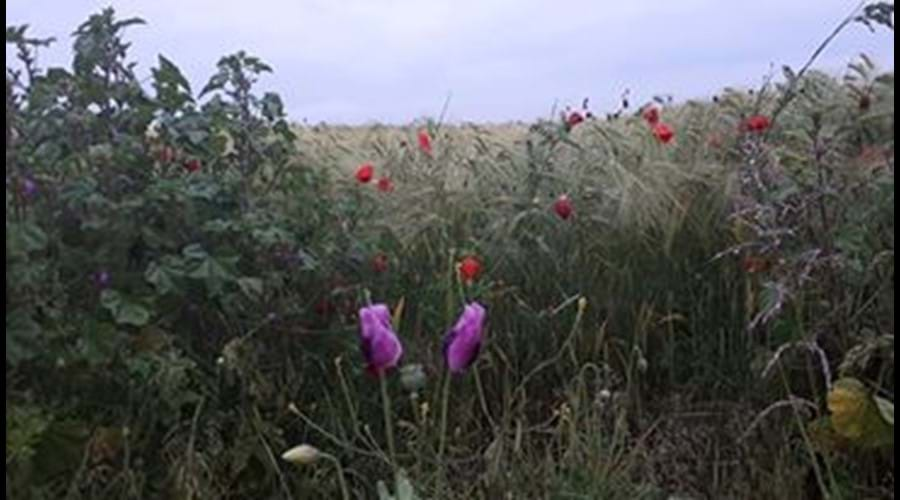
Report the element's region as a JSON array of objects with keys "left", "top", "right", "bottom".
[
  {"left": 92, "top": 271, "right": 111, "bottom": 290},
  {"left": 443, "top": 302, "right": 487, "bottom": 374},
  {"left": 358, "top": 304, "right": 403, "bottom": 377},
  {"left": 19, "top": 177, "right": 37, "bottom": 199}
]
